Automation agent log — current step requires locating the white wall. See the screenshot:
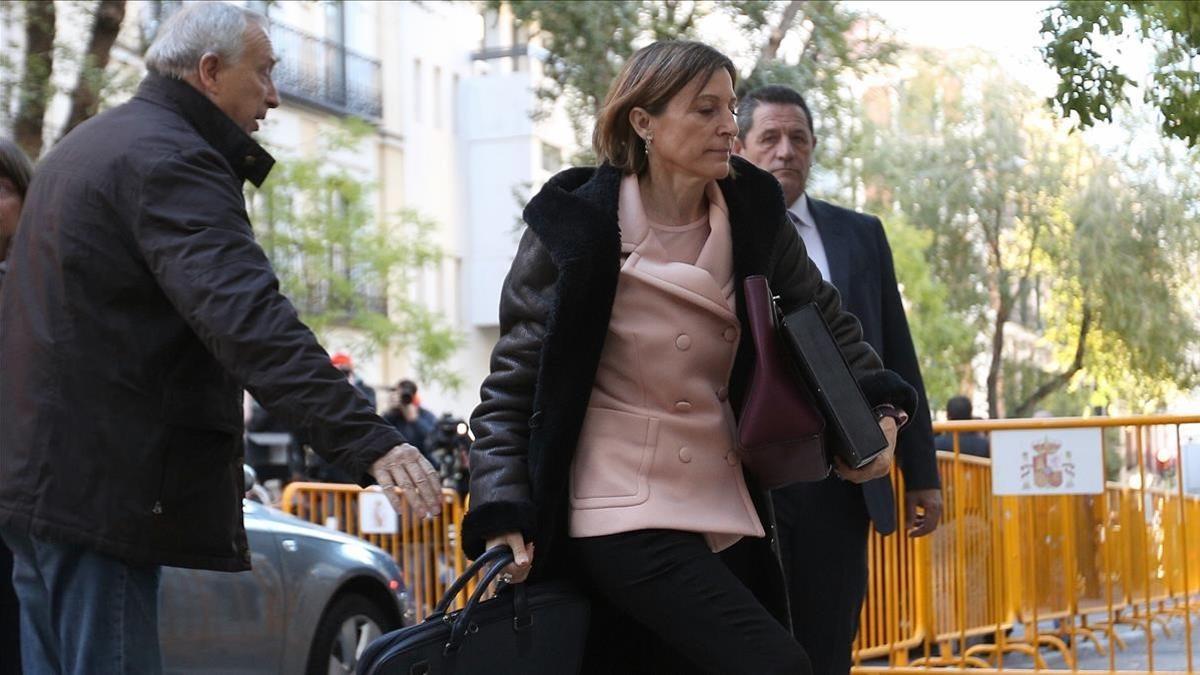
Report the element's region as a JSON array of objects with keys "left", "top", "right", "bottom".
[
  {"left": 461, "top": 72, "right": 536, "bottom": 327},
  {"left": 416, "top": 13, "right": 578, "bottom": 420}
]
